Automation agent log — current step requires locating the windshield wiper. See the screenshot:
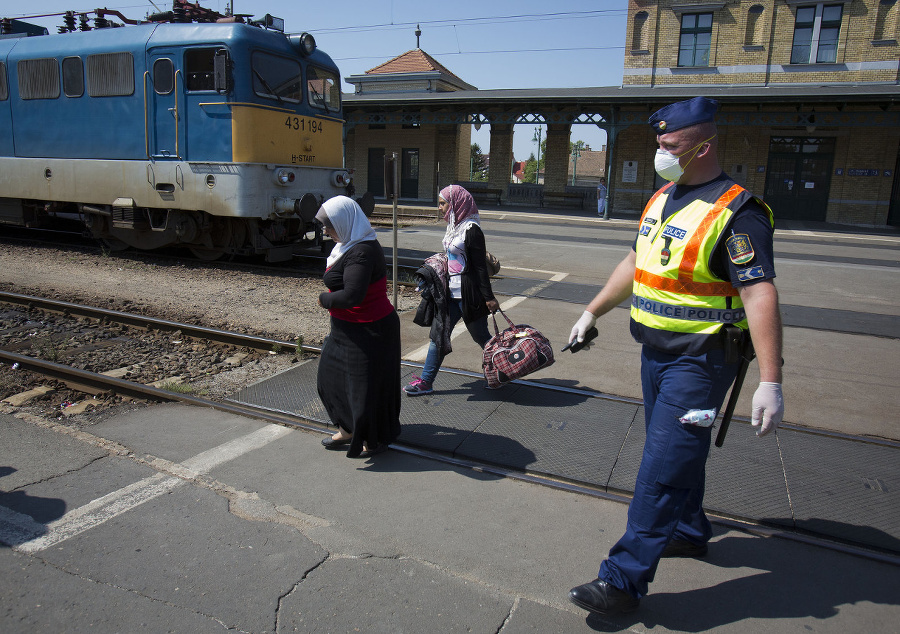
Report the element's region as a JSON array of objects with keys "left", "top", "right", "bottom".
[
  {"left": 253, "top": 69, "right": 284, "bottom": 105},
  {"left": 308, "top": 84, "right": 329, "bottom": 113}
]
